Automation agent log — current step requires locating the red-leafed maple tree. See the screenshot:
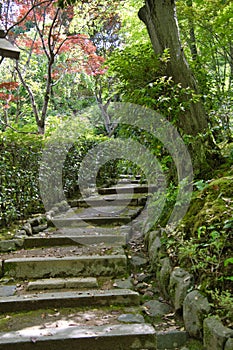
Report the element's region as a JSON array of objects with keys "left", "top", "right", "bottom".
[{"left": 0, "top": 0, "right": 105, "bottom": 134}]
